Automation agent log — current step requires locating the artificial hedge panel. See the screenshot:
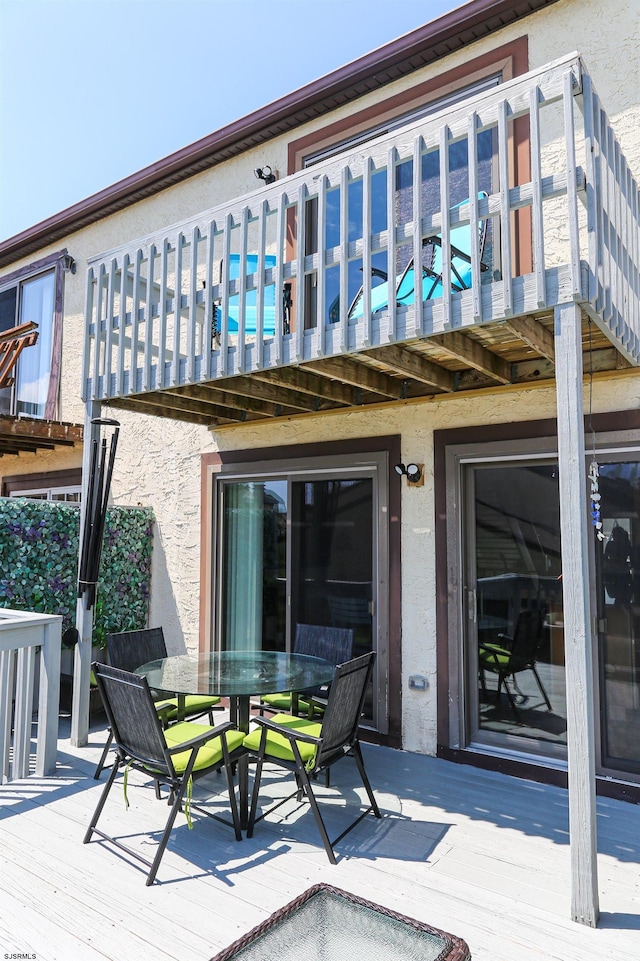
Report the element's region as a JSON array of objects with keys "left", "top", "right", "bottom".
[{"left": 0, "top": 499, "right": 153, "bottom": 646}]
